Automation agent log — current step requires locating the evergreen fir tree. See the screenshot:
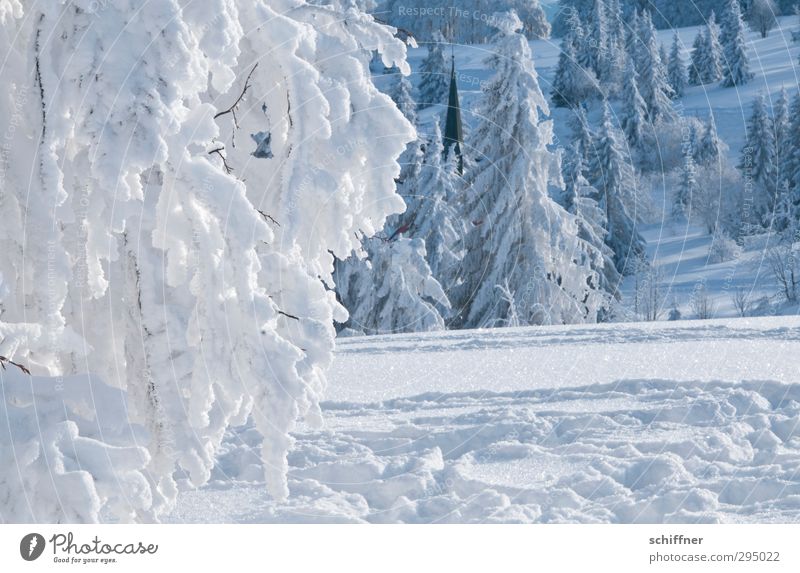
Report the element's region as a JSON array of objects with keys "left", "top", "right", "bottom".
[
  {"left": 552, "top": 37, "right": 596, "bottom": 107},
  {"left": 571, "top": 105, "right": 596, "bottom": 167},
  {"left": 454, "top": 13, "right": 607, "bottom": 328},
  {"left": 626, "top": 9, "right": 641, "bottom": 72},
  {"left": 562, "top": 143, "right": 623, "bottom": 297},
  {"left": 586, "top": 0, "right": 609, "bottom": 80},
  {"left": 675, "top": 151, "right": 696, "bottom": 216},
  {"left": 782, "top": 91, "right": 800, "bottom": 212},
  {"left": 667, "top": 32, "right": 687, "bottom": 98},
  {"left": 588, "top": 100, "right": 647, "bottom": 274},
  {"left": 340, "top": 235, "right": 450, "bottom": 335},
  {"left": 703, "top": 11, "right": 724, "bottom": 83},
  {"left": 621, "top": 59, "right": 648, "bottom": 151},
  {"left": 418, "top": 31, "right": 449, "bottom": 109},
  {"left": 774, "top": 87, "right": 790, "bottom": 188},
  {"left": 695, "top": 113, "right": 723, "bottom": 166},
  {"left": 721, "top": 0, "right": 754, "bottom": 87},
  {"left": 688, "top": 28, "right": 706, "bottom": 86},
  {"left": 638, "top": 12, "right": 675, "bottom": 123},
  {"left": 406, "top": 121, "right": 462, "bottom": 285},
  {"left": 739, "top": 93, "right": 777, "bottom": 218},
  {"left": 390, "top": 74, "right": 417, "bottom": 124}
]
